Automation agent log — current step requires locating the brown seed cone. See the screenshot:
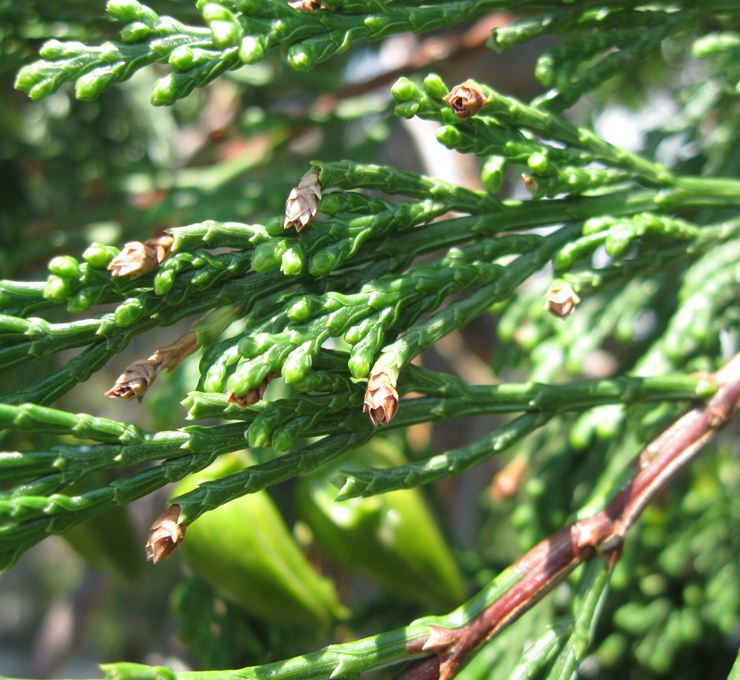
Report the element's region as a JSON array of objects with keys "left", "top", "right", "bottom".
[
  {"left": 363, "top": 372, "right": 399, "bottom": 427},
  {"left": 105, "top": 358, "right": 159, "bottom": 402},
  {"left": 544, "top": 283, "right": 580, "bottom": 320},
  {"left": 107, "top": 234, "right": 174, "bottom": 279},
  {"left": 105, "top": 332, "right": 200, "bottom": 402},
  {"left": 226, "top": 371, "right": 279, "bottom": 409},
  {"left": 442, "top": 80, "right": 489, "bottom": 120},
  {"left": 146, "top": 505, "right": 186, "bottom": 564},
  {"left": 284, "top": 171, "right": 321, "bottom": 232}
]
